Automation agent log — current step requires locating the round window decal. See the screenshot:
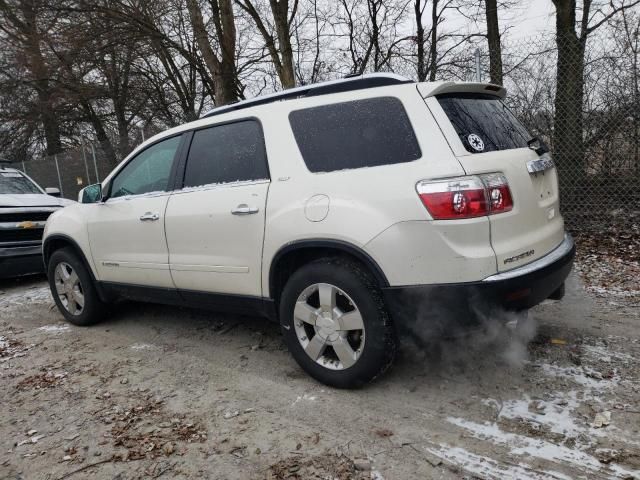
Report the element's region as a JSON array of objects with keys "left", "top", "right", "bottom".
[{"left": 467, "top": 134, "right": 485, "bottom": 152}]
